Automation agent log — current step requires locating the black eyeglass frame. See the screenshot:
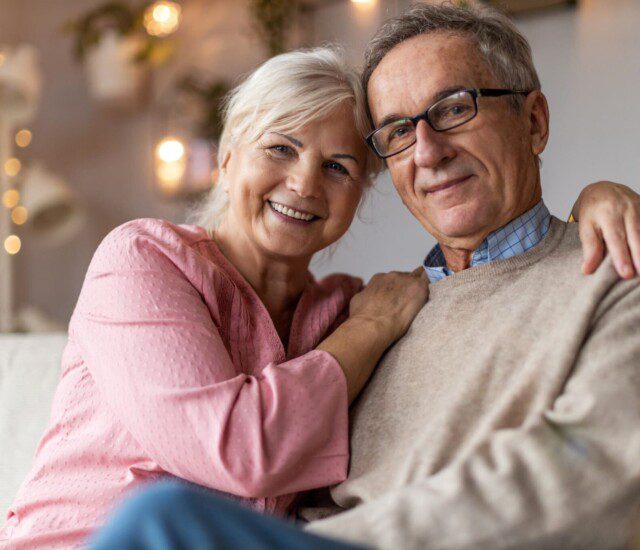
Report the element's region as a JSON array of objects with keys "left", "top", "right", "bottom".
[{"left": 366, "top": 88, "right": 532, "bottom": 159}]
